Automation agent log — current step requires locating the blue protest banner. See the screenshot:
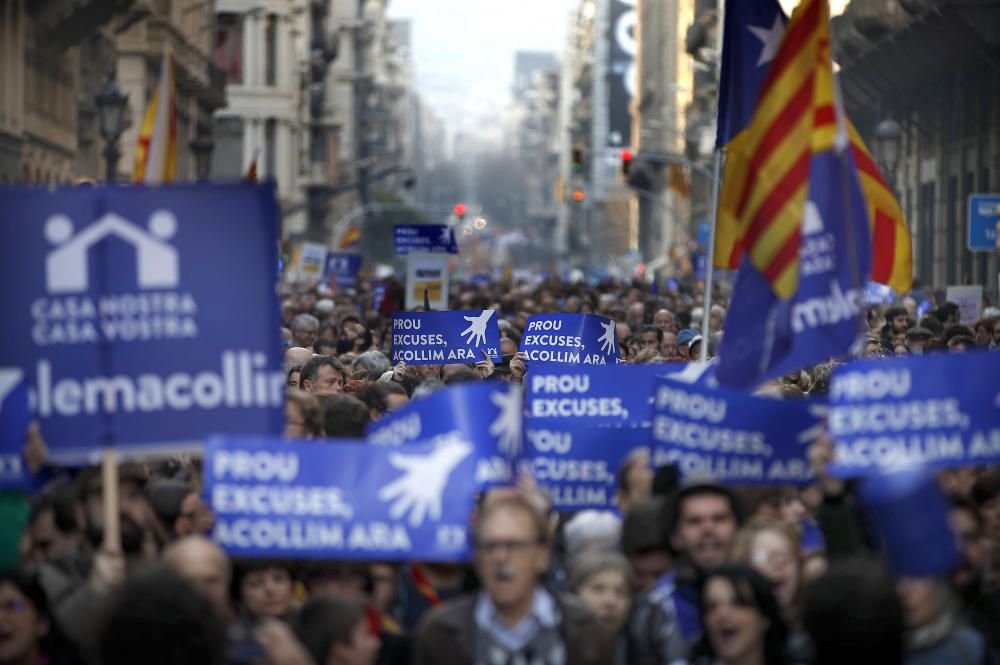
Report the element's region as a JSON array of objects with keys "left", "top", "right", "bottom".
[
  {"left": 204, "top": 435, "right": 479, "bottom": 560},
  {"left": 827, "top": 352, "right": 1000, "bottom": 476},
  {"left": 525, "top": 363, "right": 670, "bottom": 428},
  {"left": 0, "top": 184, "right": 284, "bottom": 465},
  {"left": 520, "top": 314, "right": 620, "bottom": 365},
  {"left": 0, "top": 378, "right": 30, "bottom": 490},
  {"left": 968, "top": 194, "right": 1000, "bottom": 251},
  {"left": 521, "top": 418, "right": 650, "bottom": 510},
  {"left": 390, "top": 310, "right": 501, "bottom": 365},
  {"left": 373, "top": 283, "right": 388, "bottom": 310},
  {"left": 394, "top": 224, "right": 458, "bottom": 255},
  {"left": 651, "top": 378, "right": 821, "bottom": 484},
  {"left": 693, "top": 253, "right": 707, "bottom": 280},
  {"left": 366, "top": 381, "right": 519, "bottom": 486},
  {"left": 324, "top": 253, "right": 363, "bottom": 289},
  {"left": 864, "top": 281, "right": 895, "bottom": 306}
]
